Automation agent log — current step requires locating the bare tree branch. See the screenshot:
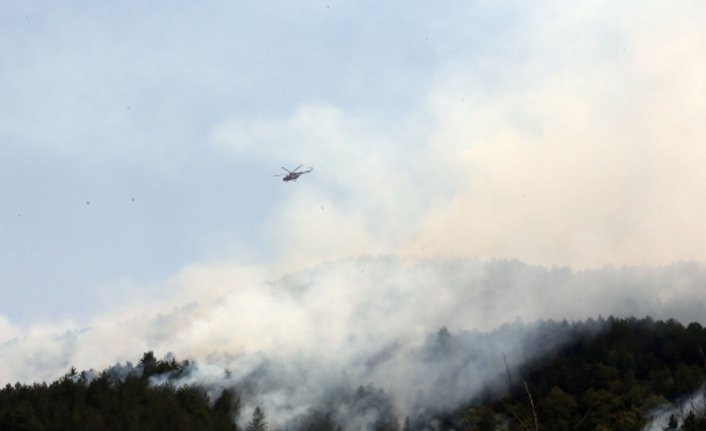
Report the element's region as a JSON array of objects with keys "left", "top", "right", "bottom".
[
  {"left": 524, "top": 382, "right": 539, "bottom": 431},
  {"left": 574, "top": 395, "right": 604, "bottom": 430},
  {"left": 504, "top": 354, "right": 514, "bottom": 393}
]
